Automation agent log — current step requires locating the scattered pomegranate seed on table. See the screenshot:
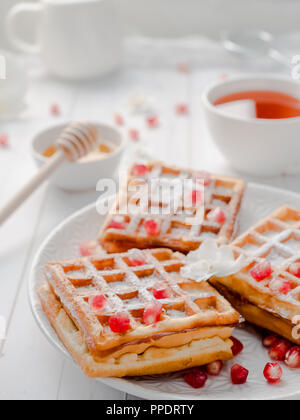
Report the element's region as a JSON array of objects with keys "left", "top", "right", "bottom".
[
  {"left": 230, "top": 336, "right": 244, "bottom": 356},
  {"left": 231, "top": 364, "right": 249, "bottom": 385},
  {"left": 262, "top": 335, "right": 279, "bottom": 348},
  {"left": 153, "top": 283, "right": 170, "bottom": 300},
  {"left": 109, "top": 312, "right": 131, "bottom": 333},
  {"left": 250, "top": 260, "right": 272, "bottom": 281},
  {"left": 220, "top": 73, "right": 229, "bottom": 80},
  {"left": 289, "top": 262, "right": 300, "bottom": 278},
  {"left": 206, "top": 360, "right": 223, "bottom": 376},
  {"left": 89, "top": 294, "right": 107, "bottom": 313},
  {"left": 143, "top": 303, "right": 162, "bottom": 325},
  {"left": 129, "top": 129, "right": 140, "bottom": 141},
  {"left": 175, "top": 103, "right": 189, "bottom": 115},
  {"left": 144, "top": 219, "right": 161, "bottom": 236},
  {"left": 177, "top": 63, "right": 189, "bottom": 74},
  {"left": 50, "top": 103, "right": 61, "bottom": 116},
  {"left": 269, "top": 339, "right": 291, "bottom": 361},
  {"left": 79, "top": 241, "right": 99, "bottom": 257},
  {"left": 146, "top": 115, "right": 159, "bottom": 128},
  {"left": 269, "top": 278, "right": 292, "bottom": 295},
  {"left": 285, "top": 347, "right": 300, "bottom": 368},
  {"left": 114, "top": 113, "right": 124, "bottom": 126},
  {"left": 132, "top": 164, "right": 148, "bottom": 177},
  {"left": 263, "top": 362, "right": 282, "bottom": 384},
  {"left": 0, "top": 133, "right": 9, "bottom": 148},
  {"left": 207, "top": 207, "right": 226, "bottom": 225},
  {"left": 184, "top": 368, "right": 208, "bottom": 389}
]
